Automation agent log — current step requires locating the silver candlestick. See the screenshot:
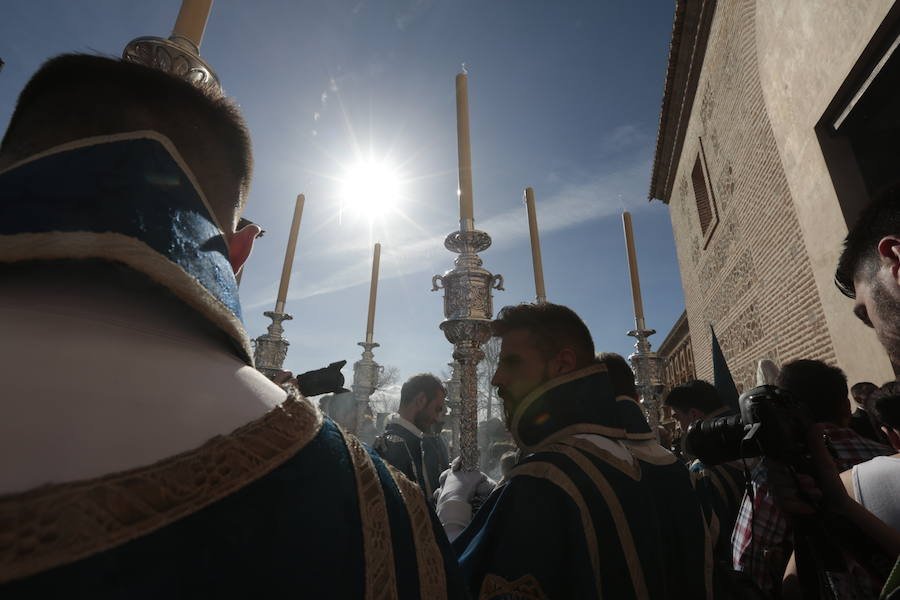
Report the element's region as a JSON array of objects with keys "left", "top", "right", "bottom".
[
  {"left": 432, "top": 230, "right": 504, "bottom": 470},
  {"left": 628, "top": 327, "right": 663, "bottom": 437},
  {"left": 351, "top": 341, "right": 382, "bottom": 434},
  {"left": 253, "top": 311, "right": 292, "bottom": 379}
]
